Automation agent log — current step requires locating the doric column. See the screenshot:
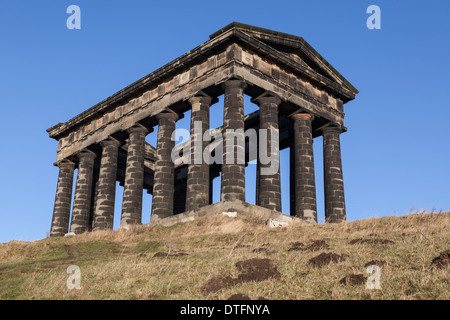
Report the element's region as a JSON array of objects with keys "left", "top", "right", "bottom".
[
  {"left": 120, "top": 125, "right": 148, "bottom": 227},
  {"left": 151, "top": 112, "right": 179, "bottom": 218},
  {"left": 322, "top": 126, "right": 346, "bottom": 223},
  {"left": 255, "top": 160, "right": 261, "bottom": 206},
  {"left": 253, "top": 94, "right": 282, "bottom": 211},
  {"left": 173, "top": 177, "right": 187, "bottom": 214},
  {"left": 88, "top": 169, "right": 99, "bottom": 231},
  {"left": 221, "top": 79, "right": 247, "bottom": 202},
  {"left": 289, "top": 141, "right": 296, "bottom": 215},
  {"left": 70, "top": 150, "right": 97, "bottom": 234},
  {"left": 50, "top": 161, "right": 76, "bottom": 237},
  {"left": 185, "top": 95, "right": 212, "bottom": 211},
  {"left": 93, "top": 138, "right": 121, "bottom": 230},
  {"left": 291, "top": 113, "right": 317, "bottom": 223}
]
